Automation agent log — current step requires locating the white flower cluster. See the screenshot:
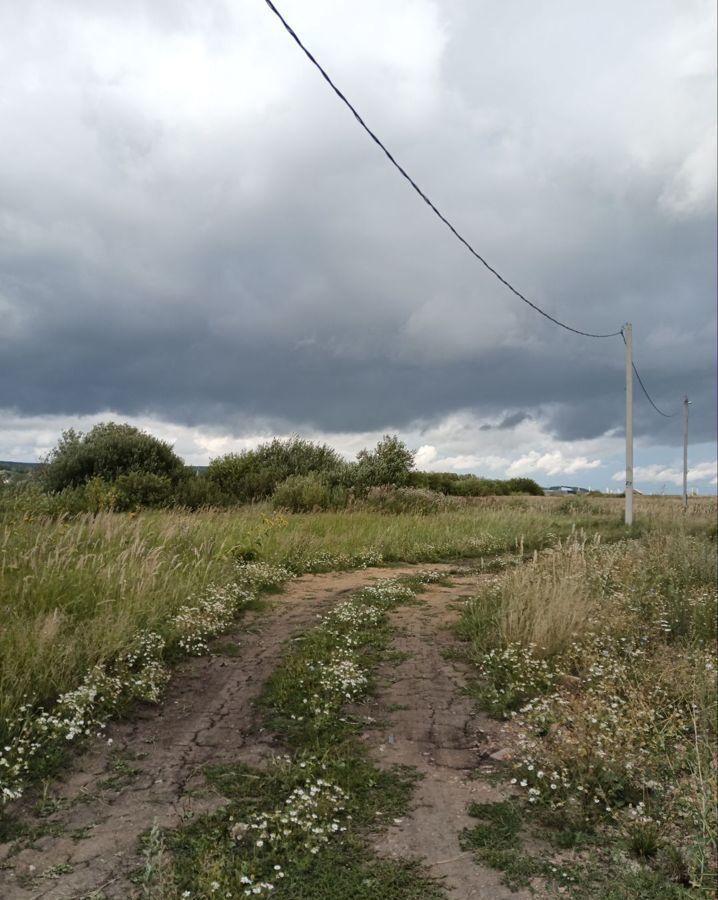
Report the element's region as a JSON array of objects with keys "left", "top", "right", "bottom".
[
  {"left": 294, "top": 548, "right": 384, "bottom": 574},
  {"left": 324, "top": 601, "right": 383, "bottom": 630},
  {"left": 413, "top": 569, "right": 449, "bottom": 584},
  {"left": 509, "top": 627, "right": 709, "bottom": 820},
  {"left": 1, "top": 633, "right": 167, "bottom": 803},
  {"left": 230, "top": 769, "right": 348, "bottom": 896},
  {"left": 174, "top": 583, "right": 254, "bottom": 656},
  {"left": 1, "top": 562, "right": 294, "bottom": 805},
  {"left": 298, "top": 641, "right": 369, "bottom": 721},
  {"left": 318, "top": 655, "right": 367, "bottom": 704},
  {"left": 236, "top": 561, "right": 293, "bottom": 592},
  {"left": 293, "top": 578, "right": 416, "bottom": 722},
  {"left": 478, "top": 642, "right": 557, "bottom": 715},
  {"left": 354, "top": 578, "right": 415, "bottom": 607}
]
